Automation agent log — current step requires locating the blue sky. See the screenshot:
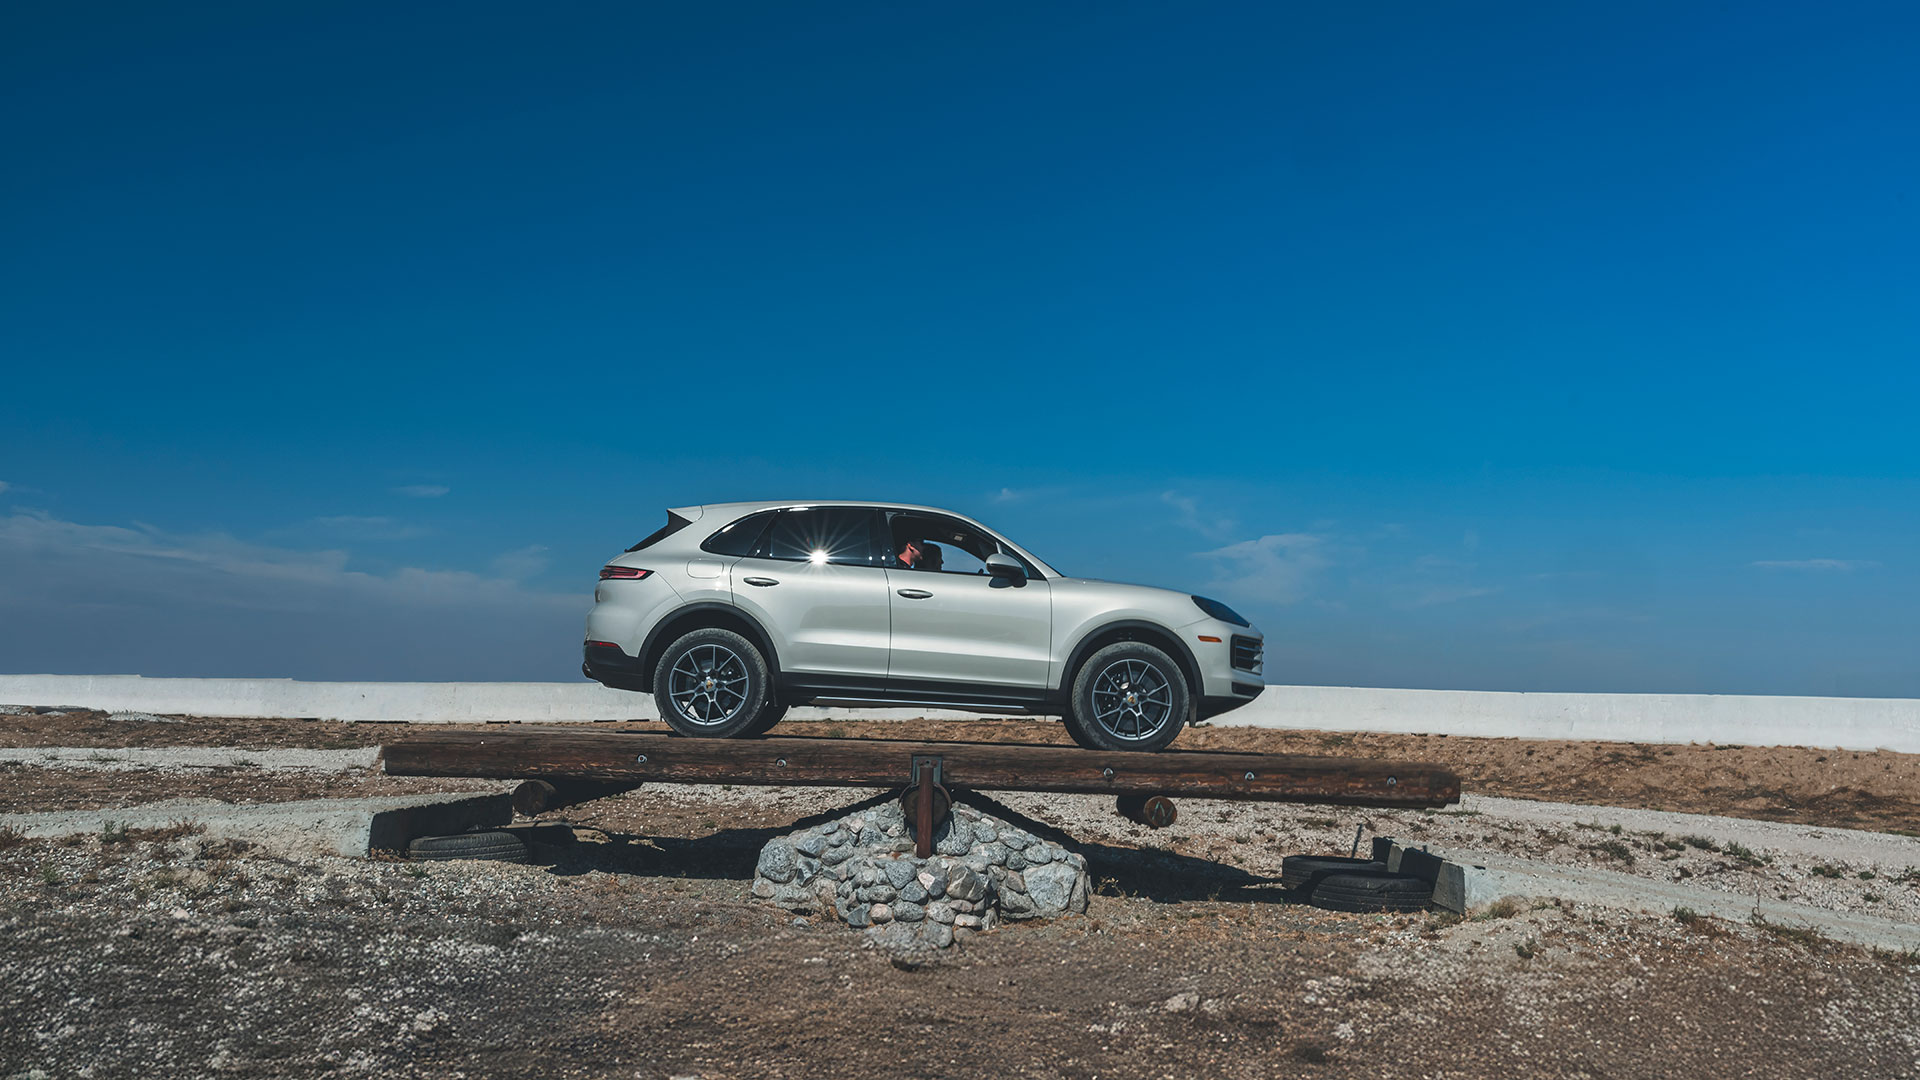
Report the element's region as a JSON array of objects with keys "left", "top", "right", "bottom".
[{"left": 3, "top": 2, "right": 1916, "bottom": 694}]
